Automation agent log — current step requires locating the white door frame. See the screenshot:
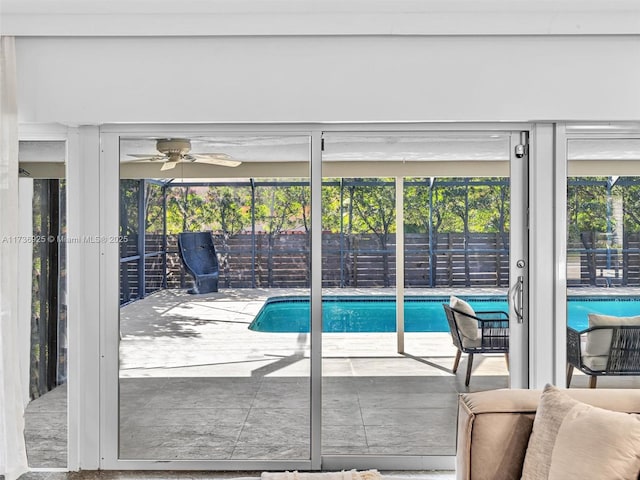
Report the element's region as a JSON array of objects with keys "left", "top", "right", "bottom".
[{"left": 94, "top": 122, "right": 534, "bottom": 470}]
